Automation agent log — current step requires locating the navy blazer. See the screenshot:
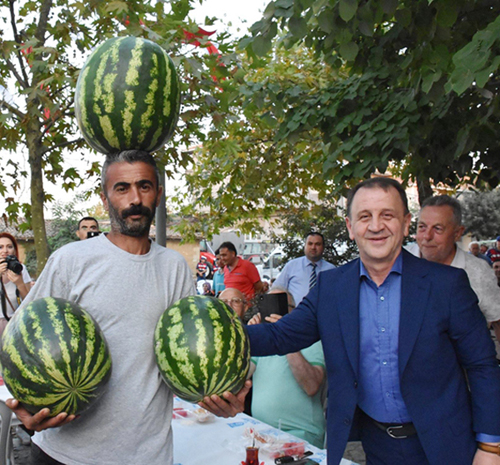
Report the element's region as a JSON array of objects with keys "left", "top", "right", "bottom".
[{"left": 247, "top": 250, "right": 500, "bottom": 464}]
